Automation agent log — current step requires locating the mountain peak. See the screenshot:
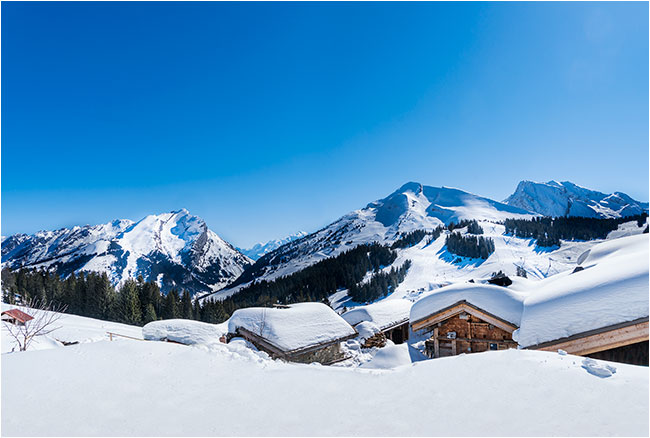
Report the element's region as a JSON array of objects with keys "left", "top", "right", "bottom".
[{"left": 505, "top": 180, "right": 648, "bottom": 218}]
